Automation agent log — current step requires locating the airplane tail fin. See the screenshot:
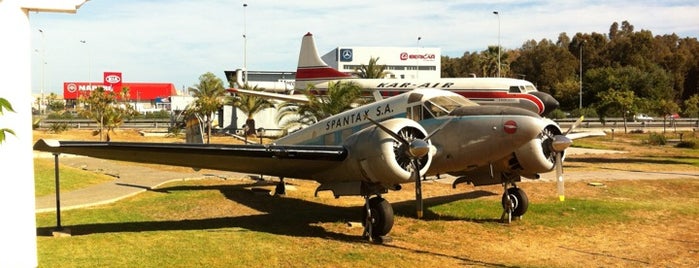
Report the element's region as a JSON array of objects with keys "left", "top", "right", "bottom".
[{"left": 295, "top": 32, "right": 352, "bottom": 90}]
